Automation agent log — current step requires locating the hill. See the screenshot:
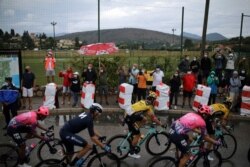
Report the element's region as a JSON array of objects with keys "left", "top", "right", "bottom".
[{"left": 183, "top": 32, "right": 227, "bottom": 41}]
